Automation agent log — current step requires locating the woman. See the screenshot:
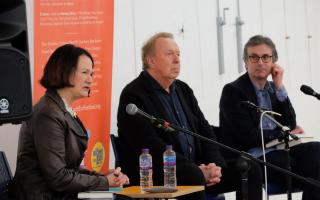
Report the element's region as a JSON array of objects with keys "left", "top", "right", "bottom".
[{"left": 10, "top": 44, "right": 129, "bottom": 199}]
